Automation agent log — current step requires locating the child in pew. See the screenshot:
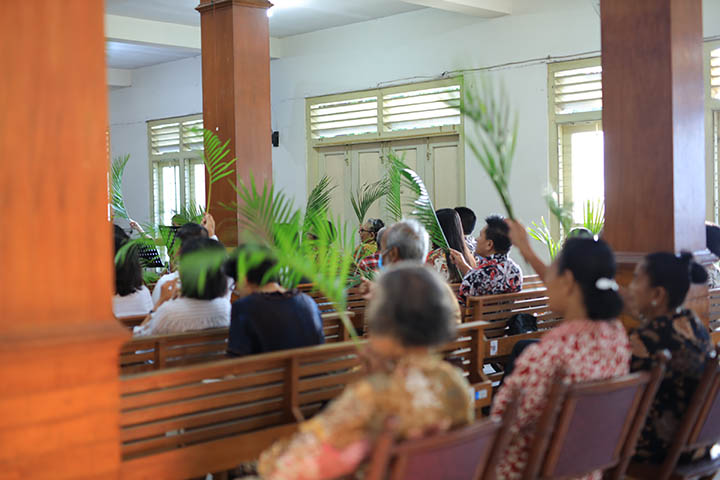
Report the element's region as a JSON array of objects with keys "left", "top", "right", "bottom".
[
  {"left": 133, "top": 237, "right": 231, "bottom": 337},
  {"left": 492, "top": 228, "right": 630, "bottom": 480},
  {"left": 112, "top": 225, "right": 153, "bottom": 318},
  {"left": 255, "top": 264, "right": 474, "bottom": 480},
  {"left": 625, "top": 252, "right": 712, "bottom": 464},
  {"left": 224, "top": 247, "right": 325, "bottom": 357}
]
